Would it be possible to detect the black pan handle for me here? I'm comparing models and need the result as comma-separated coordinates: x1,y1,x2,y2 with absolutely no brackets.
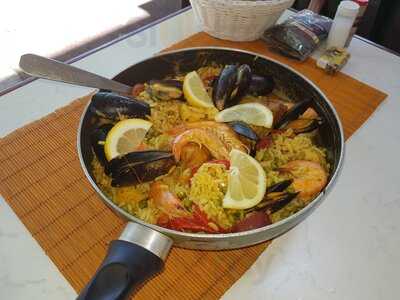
77,222,172,300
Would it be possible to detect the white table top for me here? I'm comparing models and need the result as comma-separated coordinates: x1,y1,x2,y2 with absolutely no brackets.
1,9,400,300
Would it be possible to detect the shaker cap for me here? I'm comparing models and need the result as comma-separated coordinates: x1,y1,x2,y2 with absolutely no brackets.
338,1,360,17
352,0,368,7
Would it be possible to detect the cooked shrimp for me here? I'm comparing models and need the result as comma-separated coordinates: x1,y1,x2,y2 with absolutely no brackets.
169,121,248,160
279,160,328,203
179,142,211,168
167,121,235,137
149,182,189,218
192,121,248,153
172,128,231,160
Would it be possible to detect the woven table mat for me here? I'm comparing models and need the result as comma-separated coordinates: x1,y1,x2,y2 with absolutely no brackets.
0,32,386,300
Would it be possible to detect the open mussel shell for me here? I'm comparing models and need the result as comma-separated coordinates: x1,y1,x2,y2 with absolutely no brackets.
147,79,183,101
285,118,322,134
212,64,252,110
265,191,299,213
237,64,252,90
90,124,113,167
274,99,312,129
266,179,293,193
228,121,259,141
248,74,275,96
246,191,299,214
108,150,175,187
212,65,238,110
89,92,151,122
245,180,297,213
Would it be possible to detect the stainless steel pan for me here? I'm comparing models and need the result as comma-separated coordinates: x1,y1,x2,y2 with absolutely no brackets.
75,47,344,299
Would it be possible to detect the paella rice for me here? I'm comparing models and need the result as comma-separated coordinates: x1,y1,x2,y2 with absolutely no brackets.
89,63,330,233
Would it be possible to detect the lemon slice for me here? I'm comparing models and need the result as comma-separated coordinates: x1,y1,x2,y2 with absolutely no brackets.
215,103,273,128
183,71,215,108
223,149,266,209
104,118,152,160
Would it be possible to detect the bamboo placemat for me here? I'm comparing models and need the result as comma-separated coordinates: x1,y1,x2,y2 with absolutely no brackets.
0,32,386,300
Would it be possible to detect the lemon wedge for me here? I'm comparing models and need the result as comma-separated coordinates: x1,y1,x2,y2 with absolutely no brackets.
215,103,273,128
183,71,215,108
104,118,152,160
223,149,266,209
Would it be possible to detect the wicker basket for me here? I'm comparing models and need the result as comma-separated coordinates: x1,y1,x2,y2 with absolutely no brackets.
190,0,295,41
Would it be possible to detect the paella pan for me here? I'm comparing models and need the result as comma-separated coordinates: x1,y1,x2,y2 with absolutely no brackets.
76,48,344,299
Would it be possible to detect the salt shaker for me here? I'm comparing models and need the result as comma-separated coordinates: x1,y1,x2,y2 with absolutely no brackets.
345,0,369,47
327,1,360,49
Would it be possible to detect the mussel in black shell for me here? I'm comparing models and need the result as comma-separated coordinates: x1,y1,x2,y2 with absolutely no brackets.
285,118,322,134
146,80,183,101
90,124,113,168
263,191,299,213
248,74,275,96
89,92,151,122
266,179,293,193
245,180,298,213
228,121,259,141
273,99,312,129
108,150,175,187
212,64,252,110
